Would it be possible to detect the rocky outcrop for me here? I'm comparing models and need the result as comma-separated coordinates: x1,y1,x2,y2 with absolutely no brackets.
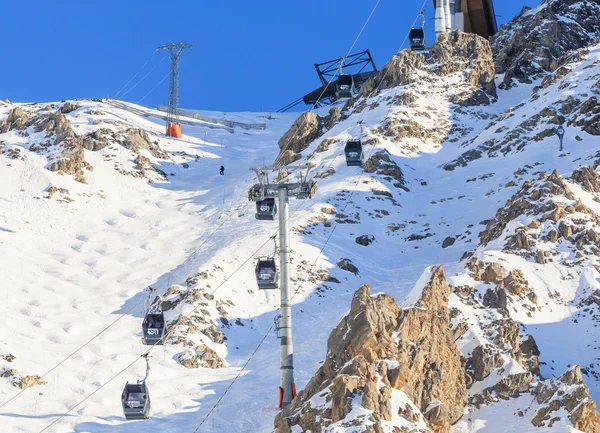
274,266,465,433
533,366,600,432
480,263,504,283
122,128,168,159
0,106,32,132
492,0,600,88
361,31,496,103
178,345,225,369
276,111,321,165
363,149,408,190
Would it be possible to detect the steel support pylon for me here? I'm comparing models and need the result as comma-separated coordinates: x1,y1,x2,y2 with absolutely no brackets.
278,187,295,407
157,42,193,134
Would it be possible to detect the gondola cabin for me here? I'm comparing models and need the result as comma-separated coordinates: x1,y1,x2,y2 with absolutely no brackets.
336,74,355,99
122,382,151,420
409,28,426,51
344,140,363,166
255,258,278,289
255,198,277,220
142,313,165,345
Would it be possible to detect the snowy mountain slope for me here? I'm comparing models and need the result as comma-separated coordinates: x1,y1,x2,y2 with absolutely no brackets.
1,2,600,433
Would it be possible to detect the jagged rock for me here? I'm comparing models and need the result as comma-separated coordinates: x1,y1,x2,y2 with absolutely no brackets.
520,335,541,377
362,31,495,102
355,235,375,246
323,107,345,130
363,149,407,190
82,128,113,151
482,287,507,311
60,102,80,114
2,106,31,132
479,170,575,246
504,269,529,296
179,345,225,369
534,366,600,432
122,128,168,159
471,345,504,381
442,236,455,248
315,138,336,153
337,258,359,275
201,325,224,344
492,319,520,354
275,267,465,433
15,375,47,389
481,263,504,283
277,149,301,165
493,372,532,399
277,110,320,154
572,166,600,193
492,0,600,88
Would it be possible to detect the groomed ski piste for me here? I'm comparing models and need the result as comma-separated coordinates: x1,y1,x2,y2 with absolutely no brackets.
2,15,600,433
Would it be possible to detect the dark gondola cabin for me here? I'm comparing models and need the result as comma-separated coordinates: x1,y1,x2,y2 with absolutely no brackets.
255,258,278,289
344,140,363,166
122,382,151,420
336,74,355,99
142,313,165,345
409,28,426,51
255,198,277,220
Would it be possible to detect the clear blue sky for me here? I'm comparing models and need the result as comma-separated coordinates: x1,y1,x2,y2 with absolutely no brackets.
1,0,538,112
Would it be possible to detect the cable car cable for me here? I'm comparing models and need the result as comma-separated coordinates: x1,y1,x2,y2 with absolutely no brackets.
113,49,158,99
186,5,430,428
34,3,427,426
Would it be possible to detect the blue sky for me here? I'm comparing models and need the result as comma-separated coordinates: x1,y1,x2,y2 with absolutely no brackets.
1,0,538,112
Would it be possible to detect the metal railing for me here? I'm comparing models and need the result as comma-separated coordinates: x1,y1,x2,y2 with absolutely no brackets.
104,98,234,133
157,105,266,130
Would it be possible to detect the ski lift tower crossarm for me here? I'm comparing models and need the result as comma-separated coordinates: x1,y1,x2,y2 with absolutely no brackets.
248,164,317,408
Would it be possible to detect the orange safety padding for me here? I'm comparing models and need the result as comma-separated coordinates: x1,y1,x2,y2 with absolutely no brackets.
292,382,297,398
166,124,182,138
277,387,284,409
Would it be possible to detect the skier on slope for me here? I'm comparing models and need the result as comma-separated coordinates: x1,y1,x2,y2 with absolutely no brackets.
219,165,225,175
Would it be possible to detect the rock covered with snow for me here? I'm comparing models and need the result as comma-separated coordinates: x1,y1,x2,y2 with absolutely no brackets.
492,0,600,88
275,266,465,433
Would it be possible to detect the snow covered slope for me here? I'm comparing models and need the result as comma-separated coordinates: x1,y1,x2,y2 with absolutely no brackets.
1,1,600,432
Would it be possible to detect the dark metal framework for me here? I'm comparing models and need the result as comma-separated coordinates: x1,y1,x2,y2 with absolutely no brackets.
277,50,377,112
157,42,193,127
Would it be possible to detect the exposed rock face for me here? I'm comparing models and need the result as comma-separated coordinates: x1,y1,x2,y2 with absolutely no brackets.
274,266,465,433
122,128,168,159
361,31,496,103
481,263,504,283
337,258,359,275
47,111,90,183
572,165,600,193
479,169,575,247
178,345,225,369
471,345,504,381
492,0,600,88
355,235,375,246
534,366,600,432
277,111,321,162
0,106,32,132
363,149,408,190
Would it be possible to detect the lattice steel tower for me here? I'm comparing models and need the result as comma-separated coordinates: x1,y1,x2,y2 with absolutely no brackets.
157,42,193,138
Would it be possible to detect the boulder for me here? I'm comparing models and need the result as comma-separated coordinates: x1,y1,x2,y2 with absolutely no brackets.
481,263,504,283
471,345,504,381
